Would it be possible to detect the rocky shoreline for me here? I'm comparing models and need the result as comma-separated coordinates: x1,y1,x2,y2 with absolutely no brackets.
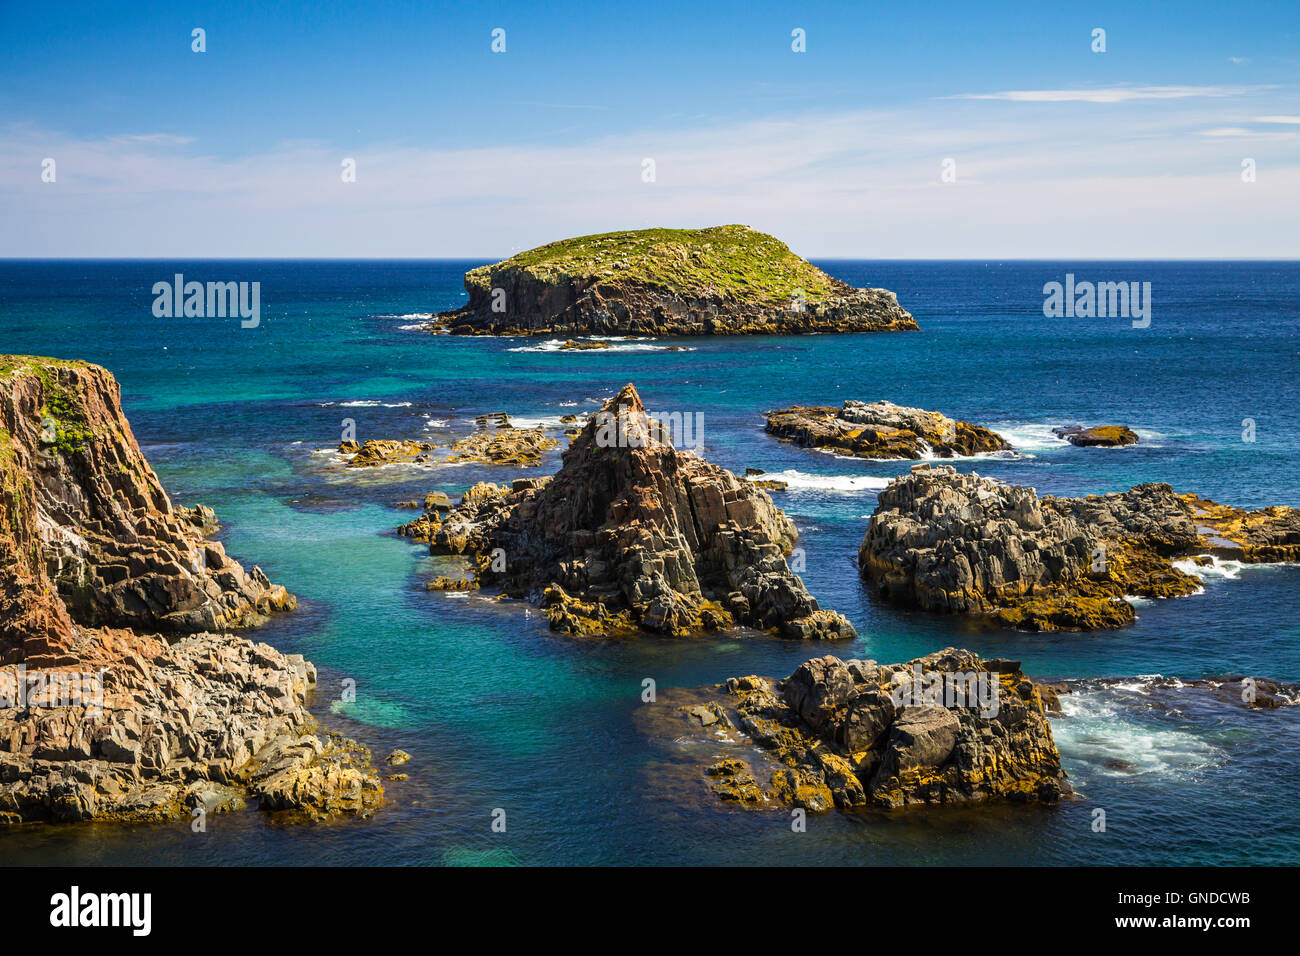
661,648,1065,811
415,384,856,640
766,400,1012,460
6,350,1292,832
0,356,383,823
428,226,918,337
859,464,1300,631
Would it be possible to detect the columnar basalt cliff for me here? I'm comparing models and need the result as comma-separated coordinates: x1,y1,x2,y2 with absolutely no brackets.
669,649,1064,810
0,356,382,823
859,464,1300,631
423,383,857,640
766,400,1012,460
428,226,918,336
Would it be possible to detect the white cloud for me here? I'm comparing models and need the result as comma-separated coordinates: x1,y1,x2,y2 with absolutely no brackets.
1200,127,1254,137
2,95,1298,258
1255,115,1300,124
109,133,196,145
951,85,1265,103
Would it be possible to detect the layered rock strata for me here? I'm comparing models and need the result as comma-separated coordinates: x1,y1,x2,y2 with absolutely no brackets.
859,464,1300,630
423,383,856,639
0,356,382,822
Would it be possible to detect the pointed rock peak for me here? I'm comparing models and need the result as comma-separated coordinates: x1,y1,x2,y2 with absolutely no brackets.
580,383,663,452
606,383,644,414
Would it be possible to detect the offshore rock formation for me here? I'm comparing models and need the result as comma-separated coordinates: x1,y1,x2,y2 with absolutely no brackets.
675,649,1064,810
428,226,918,337
342,439,434,467
424,384,856,639
1053,425,1139,447
766,400,1011,460
442,427,559,466
859,464,1300,631
0,356,382,823
341,428,558,468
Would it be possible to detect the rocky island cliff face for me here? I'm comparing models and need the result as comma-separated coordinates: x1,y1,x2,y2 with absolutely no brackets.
860,464,1300,631
0,356,382,823
421,384,856,640
659,648,1064,811
428,225,918,336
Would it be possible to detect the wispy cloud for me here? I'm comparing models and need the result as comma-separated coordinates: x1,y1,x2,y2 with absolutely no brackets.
108,133,196,145
3,94,1298,258
951,85,1267,103
505,102,611,111
1256,115,1300,124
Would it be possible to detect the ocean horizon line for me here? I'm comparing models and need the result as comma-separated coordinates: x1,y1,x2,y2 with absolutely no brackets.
3,256,1300,264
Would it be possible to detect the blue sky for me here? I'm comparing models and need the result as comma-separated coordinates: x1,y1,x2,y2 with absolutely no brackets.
2,0,1298,256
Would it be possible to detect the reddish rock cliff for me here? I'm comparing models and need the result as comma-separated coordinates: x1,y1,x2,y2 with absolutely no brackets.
0,356,381,823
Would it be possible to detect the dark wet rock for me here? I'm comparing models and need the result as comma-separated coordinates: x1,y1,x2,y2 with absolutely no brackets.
1053,425,1139,447
1081,674,1300,710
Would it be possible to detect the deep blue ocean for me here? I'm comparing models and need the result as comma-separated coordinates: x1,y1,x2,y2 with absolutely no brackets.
1,259,1297,866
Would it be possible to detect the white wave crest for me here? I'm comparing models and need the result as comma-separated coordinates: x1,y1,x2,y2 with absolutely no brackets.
751,469,893,493
507,337,694,354
1173,555,1245,581
1054,690,1224,780
318,400,413,408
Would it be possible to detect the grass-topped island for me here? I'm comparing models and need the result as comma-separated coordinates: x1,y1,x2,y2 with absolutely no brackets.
428,225,918,336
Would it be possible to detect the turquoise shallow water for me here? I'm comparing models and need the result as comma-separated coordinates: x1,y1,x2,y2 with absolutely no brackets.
1,259,1297,865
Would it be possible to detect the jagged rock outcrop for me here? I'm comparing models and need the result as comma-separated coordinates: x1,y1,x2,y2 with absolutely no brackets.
0,357,293,635
859,464,1300,630
428,226,918,337
423,384,857,639
672,649,1064,810
1053,425,1139,447
766,400,1011,459
0,356,381,823
398,491,455,541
